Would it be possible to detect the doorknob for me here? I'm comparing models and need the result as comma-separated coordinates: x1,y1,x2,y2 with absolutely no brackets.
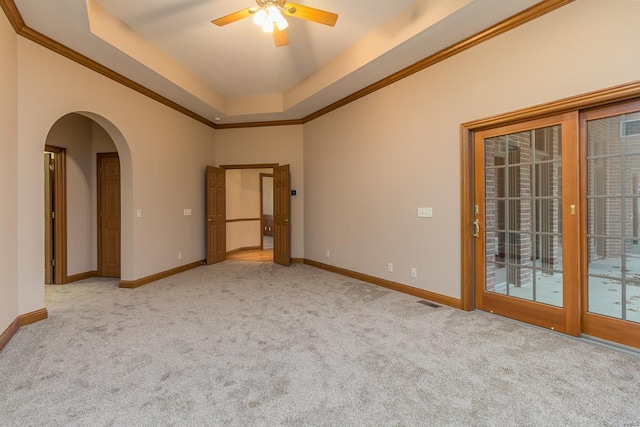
284,219,289,222
473,219,481,238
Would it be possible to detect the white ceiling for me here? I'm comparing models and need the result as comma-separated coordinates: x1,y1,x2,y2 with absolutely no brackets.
13,0,542,125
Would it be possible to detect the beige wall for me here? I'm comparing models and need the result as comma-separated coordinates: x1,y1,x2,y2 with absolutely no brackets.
0,12,18,332
303,0,640,299
16,37,216,315
263,176,273,215
215,126,304,258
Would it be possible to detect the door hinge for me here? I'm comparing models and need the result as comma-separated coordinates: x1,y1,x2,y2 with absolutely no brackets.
51,211,55,219
51,259,56,267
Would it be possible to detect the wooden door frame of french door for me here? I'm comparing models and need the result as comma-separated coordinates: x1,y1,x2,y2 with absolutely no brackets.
460,81,640,313
472,113,580,335
579,99,640,348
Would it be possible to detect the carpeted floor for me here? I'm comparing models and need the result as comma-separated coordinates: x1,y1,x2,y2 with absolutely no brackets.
1,262,639,426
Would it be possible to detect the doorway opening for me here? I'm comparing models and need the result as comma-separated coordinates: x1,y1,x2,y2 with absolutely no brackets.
44,113,125,285
206,164,291,265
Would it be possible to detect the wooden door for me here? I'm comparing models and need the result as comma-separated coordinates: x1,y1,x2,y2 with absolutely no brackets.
206,166,226,265
44,152,54,284
273,164,291,266
98,153,121,277
474,113,580,335
44,145,67,284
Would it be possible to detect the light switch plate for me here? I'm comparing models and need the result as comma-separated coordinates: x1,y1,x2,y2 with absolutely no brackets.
418,207,433,218
184,209,192,216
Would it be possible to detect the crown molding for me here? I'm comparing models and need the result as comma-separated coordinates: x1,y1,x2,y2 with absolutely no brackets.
1,0,573,130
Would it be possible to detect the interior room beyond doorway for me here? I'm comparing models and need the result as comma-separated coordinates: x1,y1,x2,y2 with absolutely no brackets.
226,168,274,262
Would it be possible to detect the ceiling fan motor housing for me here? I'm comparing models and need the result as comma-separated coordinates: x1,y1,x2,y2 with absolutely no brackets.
256,0,287,8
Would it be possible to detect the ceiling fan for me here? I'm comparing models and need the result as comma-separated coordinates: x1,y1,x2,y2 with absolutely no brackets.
211,0,338,47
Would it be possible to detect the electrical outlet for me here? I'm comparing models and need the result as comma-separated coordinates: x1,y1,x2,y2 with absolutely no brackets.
411,267,417,278
178,252,182,260
388,263,393,273
326,250,330,258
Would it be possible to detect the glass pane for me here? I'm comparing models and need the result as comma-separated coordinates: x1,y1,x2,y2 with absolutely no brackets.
623,112,640,153
535,233,563,273
587,158,623,196
535,162,562,198
588,237,622,279
508,165,532,198
533,125,562,161
624,242,640,281
485,230,499,259
588,278,623,319
587,198,622,237
498,233,534,268
508,266,534,301
486,262,506,294
536,270,563,307
484,199,499,232
625,155,640,192
588,118,621,156
506,200,534,233
493,231,508,263
507,132,532,165
626,282,640,324
485,136,507,167
626,135,640,155
624,197,640,238
536,198,562,235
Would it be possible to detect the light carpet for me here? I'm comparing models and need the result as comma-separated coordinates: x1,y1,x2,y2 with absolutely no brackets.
1,262,639,426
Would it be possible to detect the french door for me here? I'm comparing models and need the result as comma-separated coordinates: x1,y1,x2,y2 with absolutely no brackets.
474,113,580,335
581,101,640,348
474,102,640,348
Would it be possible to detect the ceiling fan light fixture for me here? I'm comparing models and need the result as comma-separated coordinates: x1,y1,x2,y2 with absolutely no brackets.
274,13,289,31
252,9,268,26
255,4,288,33
261,20,274,33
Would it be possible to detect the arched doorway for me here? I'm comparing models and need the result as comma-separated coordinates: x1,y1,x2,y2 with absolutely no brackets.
43,112,131,283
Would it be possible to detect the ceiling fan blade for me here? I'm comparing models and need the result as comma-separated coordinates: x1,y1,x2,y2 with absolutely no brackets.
211,7,253,26
283,3,338,27
273,27,289,47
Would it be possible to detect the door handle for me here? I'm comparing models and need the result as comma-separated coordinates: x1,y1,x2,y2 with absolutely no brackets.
473,219,481,238
284,219,289,222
